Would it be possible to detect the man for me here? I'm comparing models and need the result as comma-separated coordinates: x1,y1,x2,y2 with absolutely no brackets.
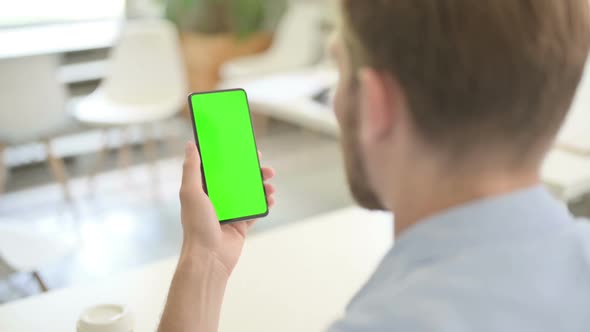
159,0,590,331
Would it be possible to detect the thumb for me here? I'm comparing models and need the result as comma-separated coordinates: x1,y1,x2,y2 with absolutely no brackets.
180,141,205,201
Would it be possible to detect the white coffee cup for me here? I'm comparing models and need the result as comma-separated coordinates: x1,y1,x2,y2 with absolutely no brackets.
77,304,134,332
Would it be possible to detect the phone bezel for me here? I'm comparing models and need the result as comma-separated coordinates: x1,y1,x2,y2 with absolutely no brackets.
188,88,269,224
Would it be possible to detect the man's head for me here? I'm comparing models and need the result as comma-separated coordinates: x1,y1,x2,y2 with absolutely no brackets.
332,0,590,211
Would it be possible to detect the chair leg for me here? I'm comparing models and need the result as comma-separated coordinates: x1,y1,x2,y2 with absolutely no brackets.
118,127,133,170
44,140,72,202
143,124,159,184
0,144,6,194
143,124,158,165
32,271,49,293
88,129,109,194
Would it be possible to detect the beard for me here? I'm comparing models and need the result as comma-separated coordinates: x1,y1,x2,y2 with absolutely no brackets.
339,82,386,211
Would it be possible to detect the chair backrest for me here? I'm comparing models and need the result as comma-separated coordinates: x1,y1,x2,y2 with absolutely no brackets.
0,55,68,144
102,19,187,105
266,1,323,64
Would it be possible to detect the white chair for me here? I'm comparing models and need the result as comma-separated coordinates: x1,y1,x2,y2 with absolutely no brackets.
0,221,71,293
72,19,187,170
0,54,74,200
220,1,324,82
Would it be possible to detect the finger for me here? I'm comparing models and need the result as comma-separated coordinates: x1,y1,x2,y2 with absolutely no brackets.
245,193,274,229
258,150,262,159
264,183,275,196
261,167,275,181
180,141,204,201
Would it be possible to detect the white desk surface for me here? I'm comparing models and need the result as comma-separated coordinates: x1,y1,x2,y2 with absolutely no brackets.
0,20,120,59
0,207,393,332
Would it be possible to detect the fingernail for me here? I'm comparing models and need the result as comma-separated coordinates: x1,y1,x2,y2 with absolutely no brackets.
185,142,195,156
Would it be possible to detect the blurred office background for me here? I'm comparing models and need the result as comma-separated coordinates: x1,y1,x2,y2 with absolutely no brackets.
0,0,589,304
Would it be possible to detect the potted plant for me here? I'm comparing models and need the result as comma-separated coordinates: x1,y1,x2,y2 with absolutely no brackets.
165,0,286,94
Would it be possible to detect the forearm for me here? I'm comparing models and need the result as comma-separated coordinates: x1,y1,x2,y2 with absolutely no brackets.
158,247,229,332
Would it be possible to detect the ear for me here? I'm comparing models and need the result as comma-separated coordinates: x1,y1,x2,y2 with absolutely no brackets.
358,68,396,145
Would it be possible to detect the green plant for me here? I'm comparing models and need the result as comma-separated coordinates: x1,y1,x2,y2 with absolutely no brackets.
165,0,286,38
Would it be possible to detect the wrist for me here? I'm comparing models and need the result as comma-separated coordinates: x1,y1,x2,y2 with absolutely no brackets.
161,241,229,332
178,244,231,282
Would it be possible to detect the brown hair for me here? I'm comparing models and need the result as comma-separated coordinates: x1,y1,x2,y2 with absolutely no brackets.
342,0,590,158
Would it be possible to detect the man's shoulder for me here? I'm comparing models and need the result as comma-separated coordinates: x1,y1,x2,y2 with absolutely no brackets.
327,278,480,332
572,217,590,235
327,217,590,332
570,217,590,254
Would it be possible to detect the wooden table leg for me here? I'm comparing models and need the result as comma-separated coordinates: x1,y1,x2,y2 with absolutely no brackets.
32,271,49,293
88,129,109,188
118,127,133,171
45,140,72,202
143,124,158,166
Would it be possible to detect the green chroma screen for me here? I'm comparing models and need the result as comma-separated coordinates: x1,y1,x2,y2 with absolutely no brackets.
190,89,268,222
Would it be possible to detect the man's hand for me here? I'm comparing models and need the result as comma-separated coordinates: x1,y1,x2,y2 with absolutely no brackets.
179,141,276,276
158,142,276,332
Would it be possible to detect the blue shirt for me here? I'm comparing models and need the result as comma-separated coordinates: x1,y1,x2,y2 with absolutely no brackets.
329,186,590,332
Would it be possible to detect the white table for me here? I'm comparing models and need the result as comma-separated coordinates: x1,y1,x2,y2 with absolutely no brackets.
0,207,393,332
0,20,120,59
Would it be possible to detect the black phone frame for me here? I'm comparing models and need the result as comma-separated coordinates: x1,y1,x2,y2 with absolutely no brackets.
187,88,269,224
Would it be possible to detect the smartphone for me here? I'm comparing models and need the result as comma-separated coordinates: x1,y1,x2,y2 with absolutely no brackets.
188,89,268,223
